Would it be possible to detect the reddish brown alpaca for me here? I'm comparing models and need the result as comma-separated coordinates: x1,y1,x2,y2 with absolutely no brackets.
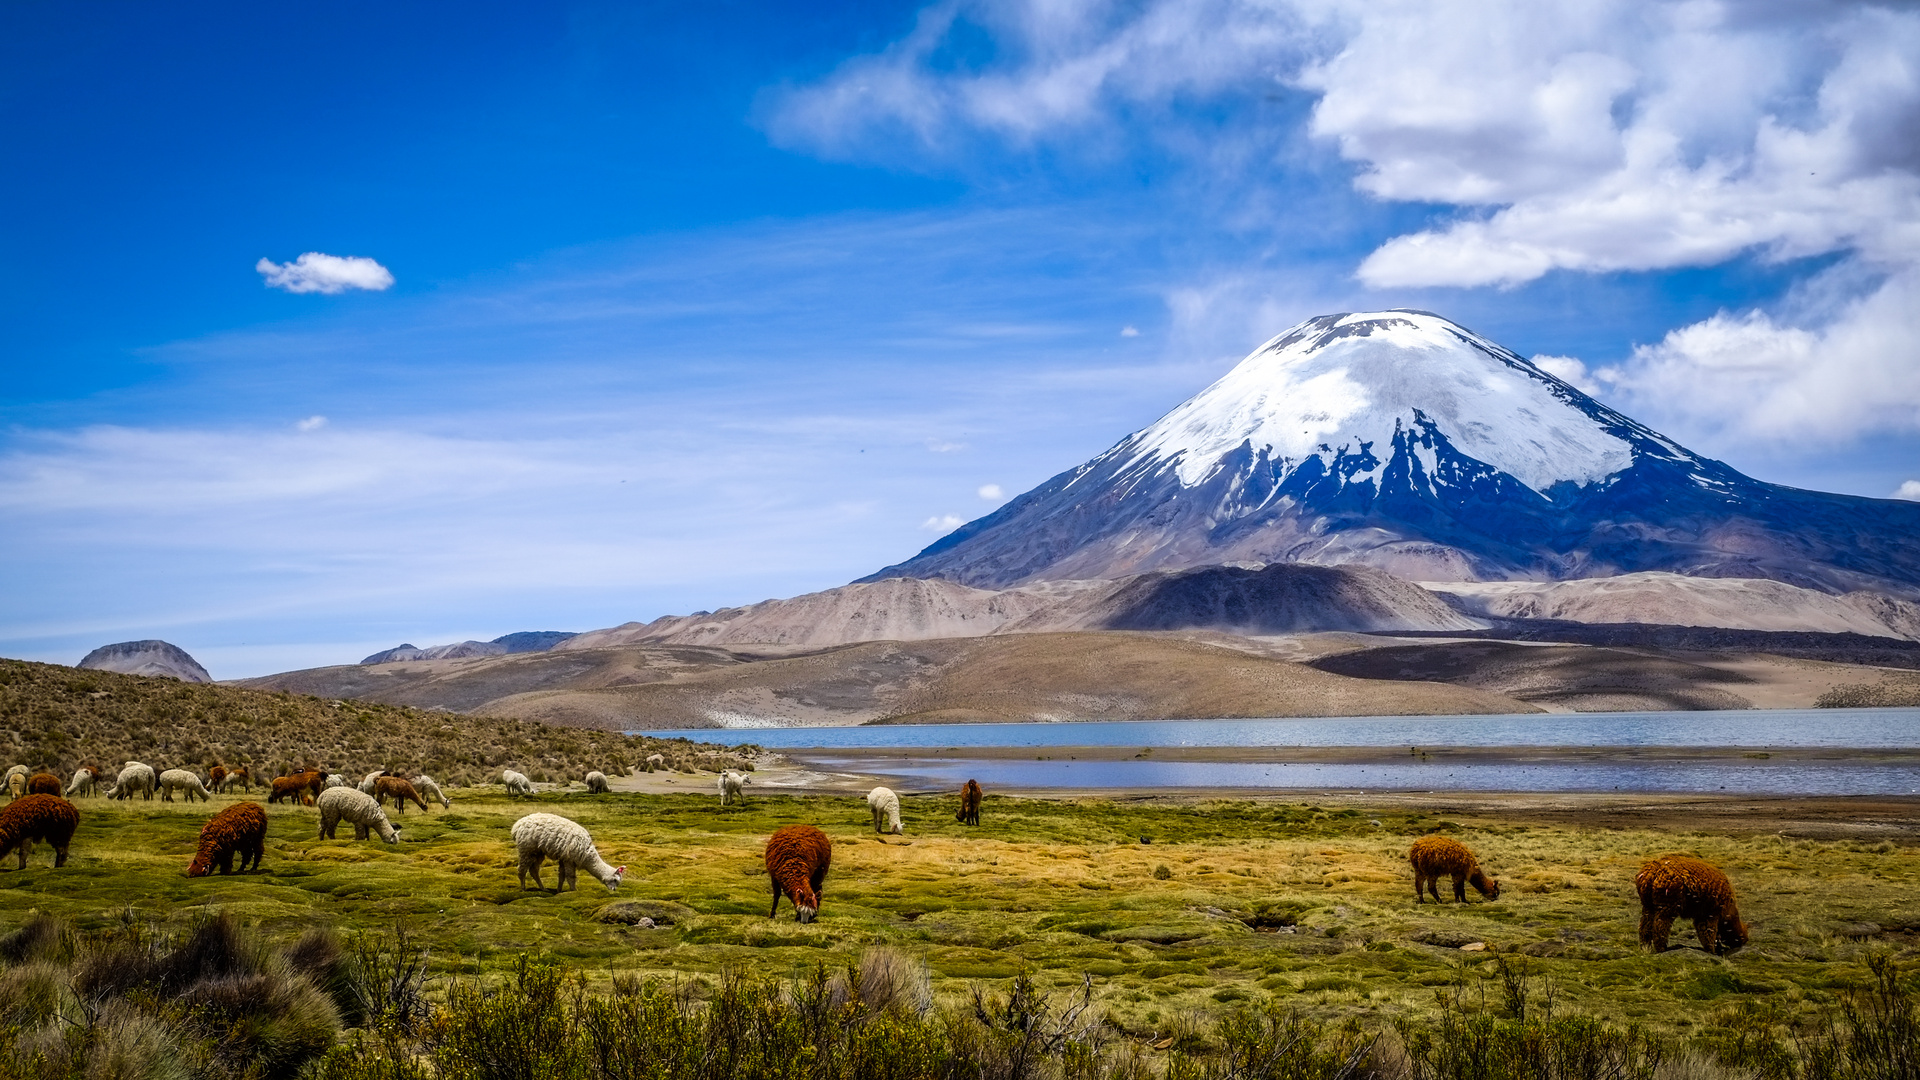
188,802,268,877
373,776,431,814
1409,835,1500,903
26,774,62,797
957,779,983,826
1636,855,1748,954
268,771,323,806
0,794,79,869
765,825,831,923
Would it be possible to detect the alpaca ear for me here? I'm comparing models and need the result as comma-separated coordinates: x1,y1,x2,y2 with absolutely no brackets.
615,865,627,875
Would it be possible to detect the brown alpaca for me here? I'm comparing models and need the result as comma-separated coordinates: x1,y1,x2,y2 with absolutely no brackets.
0,794,79,869
372,776,431,814
26,774,62,797
211,765,251,794
1409,835,1500,903
188,802,268,877
1636,855,1748,955
268,772,321,806
957,779,983,826
765,824,832,923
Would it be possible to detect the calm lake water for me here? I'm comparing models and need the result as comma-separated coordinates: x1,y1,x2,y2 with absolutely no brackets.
638,709,1920,794
641,709,1920,750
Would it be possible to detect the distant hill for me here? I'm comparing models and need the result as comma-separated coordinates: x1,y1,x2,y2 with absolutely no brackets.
77,640,211,683
361,630,578,664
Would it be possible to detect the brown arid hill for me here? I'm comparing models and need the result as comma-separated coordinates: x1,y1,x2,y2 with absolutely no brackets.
0,658,751,785
1425,572,1920,641
562,562,1481,652
461,632,1539,729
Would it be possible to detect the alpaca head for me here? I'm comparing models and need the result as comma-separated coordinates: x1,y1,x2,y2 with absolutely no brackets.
1719,914,1749,952
1470,869,1500,900
187,851,213,878
602,865,627,893
792,883,818,923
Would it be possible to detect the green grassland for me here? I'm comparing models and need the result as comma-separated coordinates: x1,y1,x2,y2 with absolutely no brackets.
4,785,1914,1043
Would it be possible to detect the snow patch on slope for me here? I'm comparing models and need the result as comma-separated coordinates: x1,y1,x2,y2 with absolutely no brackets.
1125,311,1634,494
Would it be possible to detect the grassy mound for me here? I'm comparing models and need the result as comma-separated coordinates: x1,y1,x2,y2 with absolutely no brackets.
0,658,753,786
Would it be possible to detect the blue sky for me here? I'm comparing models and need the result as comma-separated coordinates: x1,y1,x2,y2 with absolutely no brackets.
4,0,1918,677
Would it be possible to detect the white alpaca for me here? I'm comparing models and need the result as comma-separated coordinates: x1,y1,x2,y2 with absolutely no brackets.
358,769,388,794
4,765,28,800
511,812,624,893
584,771,611,794
645,753,665,771
718,770,749,805
158,769,211,803
867,786,903,835
413,775,451,808
107,762,157,801
502,770,534,796
68,767,99,798
323,773,348,788
316,786,402,843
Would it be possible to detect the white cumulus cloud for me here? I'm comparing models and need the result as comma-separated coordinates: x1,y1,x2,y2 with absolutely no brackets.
295,415,327,432
257,252,395,294
1120,325,1140,337
977,483,1004,500
1895,480,1920,501
921,514,966,530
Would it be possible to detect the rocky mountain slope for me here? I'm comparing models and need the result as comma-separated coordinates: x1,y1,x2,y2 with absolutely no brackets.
1427,573,1920,641
567,562,1480,651
76,640,211,683
865,310,1920,595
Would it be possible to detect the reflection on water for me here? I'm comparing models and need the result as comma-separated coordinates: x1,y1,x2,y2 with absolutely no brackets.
641,708,1920,750
813,757,1920,795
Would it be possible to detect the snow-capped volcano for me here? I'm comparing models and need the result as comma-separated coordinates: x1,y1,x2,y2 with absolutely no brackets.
865,310,1920,593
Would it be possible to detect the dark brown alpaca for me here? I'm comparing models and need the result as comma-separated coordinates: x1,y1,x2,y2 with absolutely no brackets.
1409,835,1500,903
372,776,431,814
0,794,79,869
26,773,62,797
957,779,983,826
1636,855,1748,954
188,802,268,877
765,825,831,923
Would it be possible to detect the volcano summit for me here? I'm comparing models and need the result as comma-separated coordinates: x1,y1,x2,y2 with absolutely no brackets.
867,311,1920,595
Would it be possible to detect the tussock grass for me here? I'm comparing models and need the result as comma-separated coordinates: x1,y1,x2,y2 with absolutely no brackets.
0,658,752,787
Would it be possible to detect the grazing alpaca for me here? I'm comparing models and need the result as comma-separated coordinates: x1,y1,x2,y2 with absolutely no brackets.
187,802,268,877
158,769,212,803
67,767,99,798
26,774,62,797
107,762,157,801
502,770,534,796
211,765,251,795
511,813,624,892
1409,836,1500,903
645,753,665,771
372,775,431,814
268,776,311,805
957,779,983,826
1636,855,1749,955
323,773,349,789
718,770,749,805
412,775,451,809
358,770,389,794
315,787,401,843
3,766,28,801
584,771,611,794
867,786,903,835
0,794,79,869
765,824,831,923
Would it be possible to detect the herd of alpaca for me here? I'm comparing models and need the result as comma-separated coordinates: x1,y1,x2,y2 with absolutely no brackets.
4,756,1758,956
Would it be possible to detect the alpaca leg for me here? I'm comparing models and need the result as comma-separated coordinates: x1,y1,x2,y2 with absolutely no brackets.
18,842,33,869
769,880,784,918
1452,872,1468,903
1413,873,1426,903
53,842,67,869
1646,913,1673,952
1694,918,1718,954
